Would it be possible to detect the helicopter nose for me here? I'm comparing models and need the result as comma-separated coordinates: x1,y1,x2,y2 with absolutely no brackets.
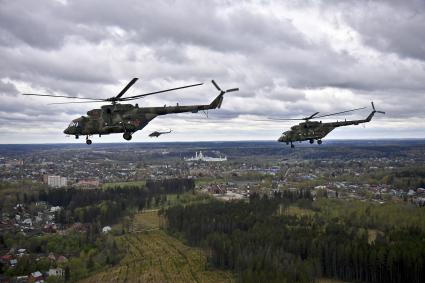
64,128,69,134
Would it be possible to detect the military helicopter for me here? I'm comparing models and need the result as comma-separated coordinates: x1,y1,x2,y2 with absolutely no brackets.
275,102,385,148
22,78,238,144
149,129,172,138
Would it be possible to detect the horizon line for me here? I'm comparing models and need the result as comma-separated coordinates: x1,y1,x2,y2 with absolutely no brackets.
1,138,425,146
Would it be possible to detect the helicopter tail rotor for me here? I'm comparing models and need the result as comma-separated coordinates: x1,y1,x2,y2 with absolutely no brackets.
210,80,239,109
211,80,239,94
371,101,385,114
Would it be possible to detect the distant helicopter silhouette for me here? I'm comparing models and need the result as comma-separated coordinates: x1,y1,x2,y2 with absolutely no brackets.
149,129,172,138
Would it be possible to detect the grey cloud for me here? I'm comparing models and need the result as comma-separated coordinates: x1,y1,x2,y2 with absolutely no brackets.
1,0,308,54
0,0,424,142
61,0,308,53
0,80,18,95
0,1,70,49
324,0,425,61
0,0,110,49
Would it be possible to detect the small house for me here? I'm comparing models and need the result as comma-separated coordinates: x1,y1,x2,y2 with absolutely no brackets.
102,226,112,234
48,267,65,277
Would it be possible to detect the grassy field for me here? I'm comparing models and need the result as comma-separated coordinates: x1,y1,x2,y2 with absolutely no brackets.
79,211,234,283
132,210,162,231
282,205,315,217
102,180,146,189
164,192,212,207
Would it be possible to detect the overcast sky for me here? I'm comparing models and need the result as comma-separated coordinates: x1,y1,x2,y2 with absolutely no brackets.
0,0,424,144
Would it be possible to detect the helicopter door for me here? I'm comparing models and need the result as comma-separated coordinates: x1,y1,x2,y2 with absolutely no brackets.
102,108,113,126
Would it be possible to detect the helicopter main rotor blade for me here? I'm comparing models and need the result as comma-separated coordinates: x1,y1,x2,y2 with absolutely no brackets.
48,100,105,105
121,83,203,101
116,78,138,98
315,107,367,119
211,80,221,91
258,113,320,122
22,93,102,100
306,112,320,120
254,118,306,121
226,88,239,92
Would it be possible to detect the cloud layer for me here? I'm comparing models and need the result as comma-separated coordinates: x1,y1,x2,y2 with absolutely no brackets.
0,0,424,143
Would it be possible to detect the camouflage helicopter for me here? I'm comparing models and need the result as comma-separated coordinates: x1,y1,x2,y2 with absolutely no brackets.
275,102,385,148
22,78,238,144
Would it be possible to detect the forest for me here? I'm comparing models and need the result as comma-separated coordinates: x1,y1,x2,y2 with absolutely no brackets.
164,190,425,283
1,178,195,281
35,178,195,225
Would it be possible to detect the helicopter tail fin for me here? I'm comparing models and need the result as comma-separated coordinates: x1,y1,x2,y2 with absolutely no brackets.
209,94,224,109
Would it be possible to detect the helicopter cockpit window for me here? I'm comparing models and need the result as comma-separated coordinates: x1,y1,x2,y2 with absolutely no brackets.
282,131,291,136
69,121,80,127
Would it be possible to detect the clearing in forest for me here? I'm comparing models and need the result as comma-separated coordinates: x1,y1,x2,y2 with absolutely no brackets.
79,211,234,283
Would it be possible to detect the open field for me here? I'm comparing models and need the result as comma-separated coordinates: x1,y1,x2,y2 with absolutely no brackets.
165,192,212,207
79,211,234,283
102,180,146,189
133,210,162,231
282,205,315,217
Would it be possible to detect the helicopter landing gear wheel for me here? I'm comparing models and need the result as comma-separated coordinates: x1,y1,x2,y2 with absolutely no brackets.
317,140,322,145
75,135,79,139
86,139,92,145
123,132,132,141
290,143,295,148
309,139,314,144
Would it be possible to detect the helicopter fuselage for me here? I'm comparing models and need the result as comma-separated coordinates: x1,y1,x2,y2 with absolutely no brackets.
278,110,378,146
64,92,224,141
23,78,237,144
64,104,151,136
